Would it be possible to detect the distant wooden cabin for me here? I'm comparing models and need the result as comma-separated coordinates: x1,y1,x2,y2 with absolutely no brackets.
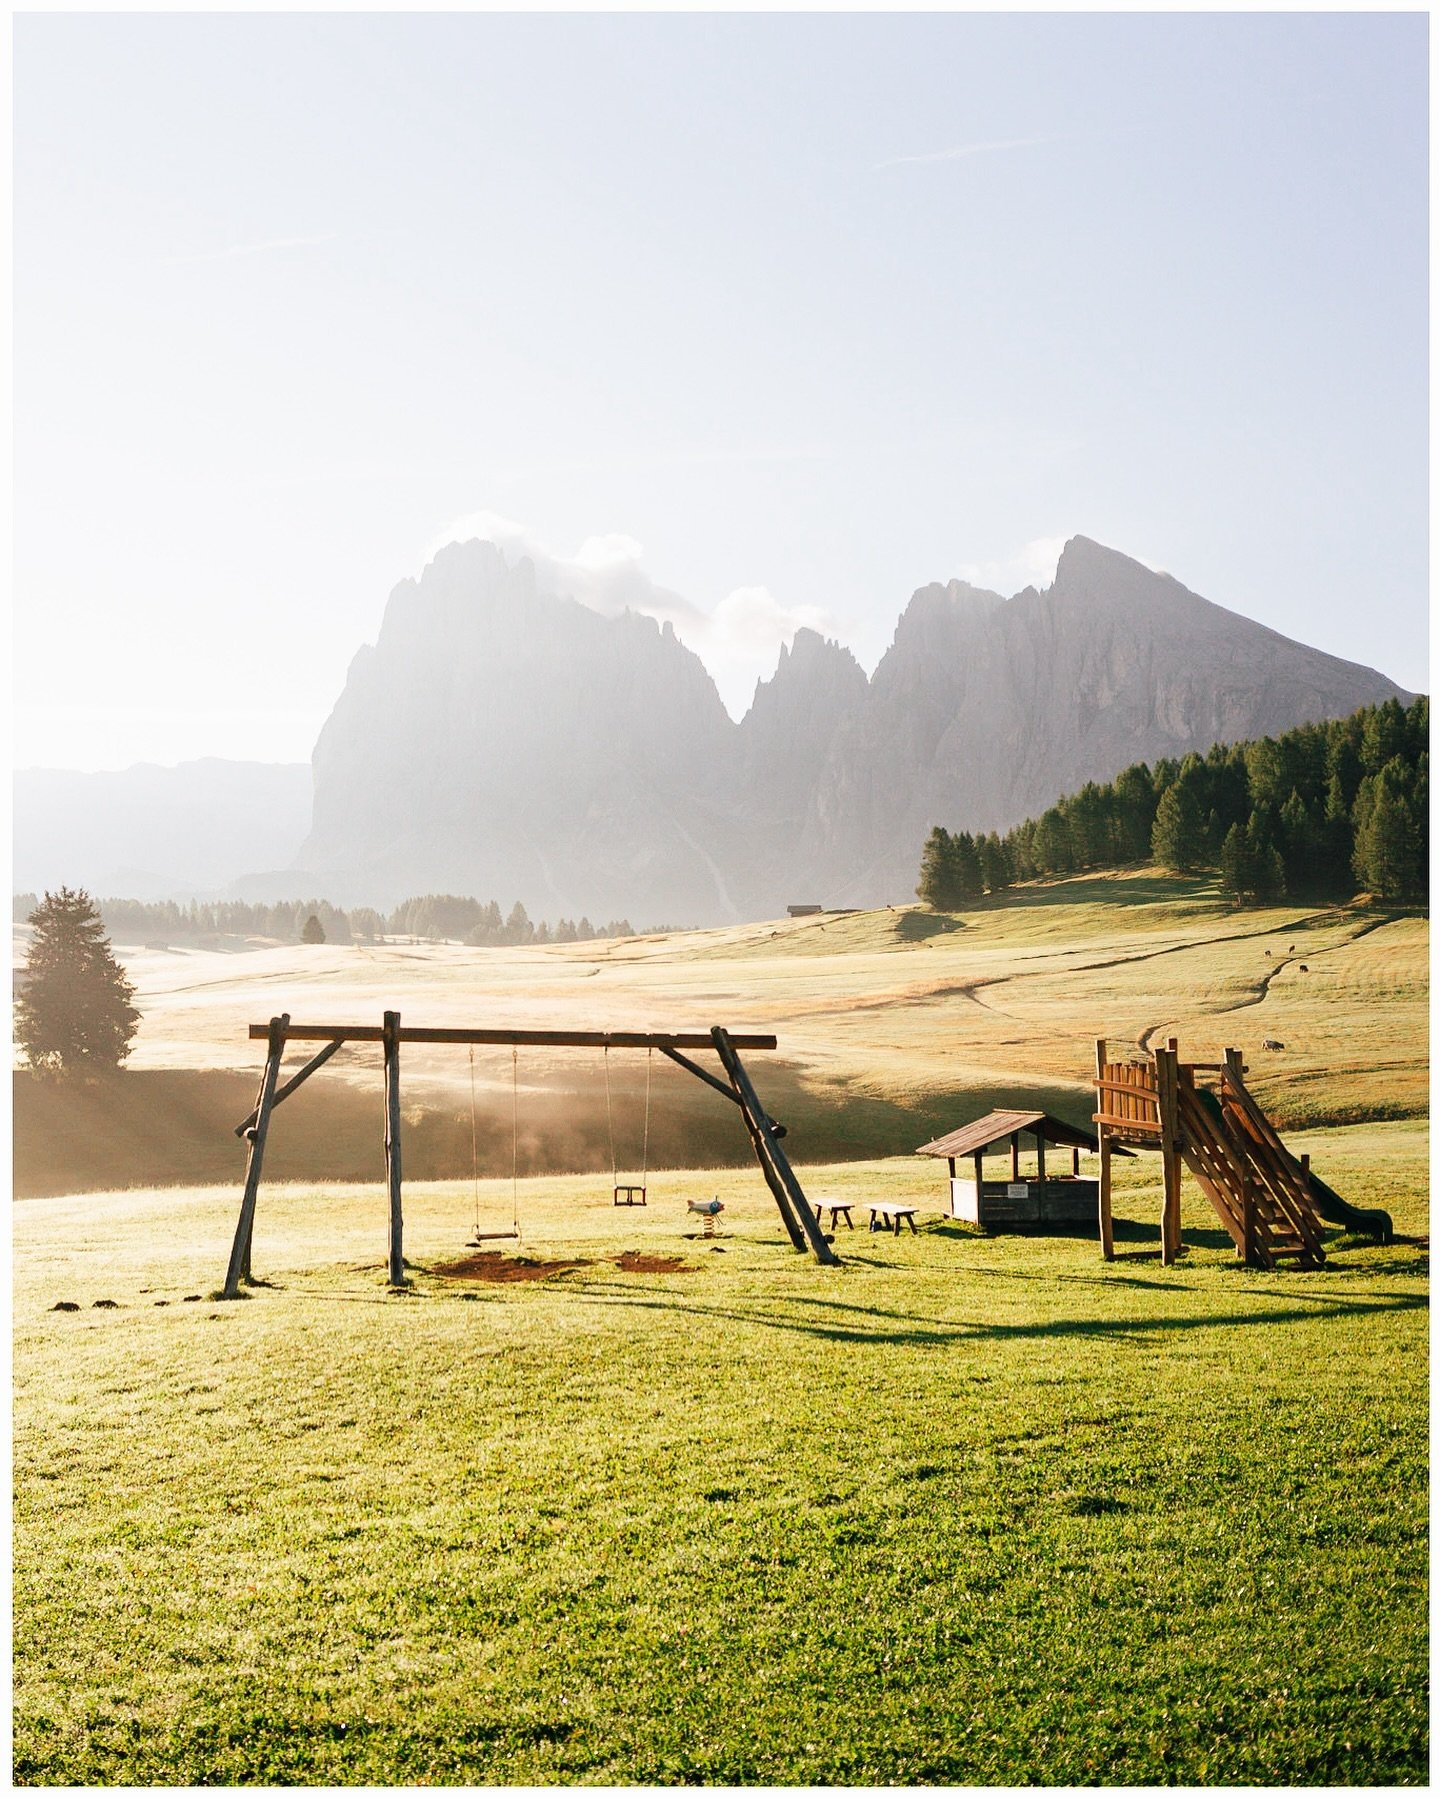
787,904,824,917
916,1109,1105,1230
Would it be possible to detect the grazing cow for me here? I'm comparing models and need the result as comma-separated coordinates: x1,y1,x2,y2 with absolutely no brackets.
1262,1037,1285,1051
1264,949,1271,957
1299,964,1309,973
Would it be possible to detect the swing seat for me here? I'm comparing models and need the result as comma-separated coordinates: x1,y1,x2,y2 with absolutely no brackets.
467,1230,520,1244
613,1184,647,1207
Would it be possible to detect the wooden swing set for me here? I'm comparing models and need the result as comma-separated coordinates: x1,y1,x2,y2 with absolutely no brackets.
221,1012,837,1298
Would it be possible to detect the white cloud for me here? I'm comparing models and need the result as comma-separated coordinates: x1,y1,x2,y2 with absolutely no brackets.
955,535,1068,595
873,137,1050,172
422,512,837,719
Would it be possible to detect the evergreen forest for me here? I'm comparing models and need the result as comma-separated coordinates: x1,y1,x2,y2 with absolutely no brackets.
917,696,1428,909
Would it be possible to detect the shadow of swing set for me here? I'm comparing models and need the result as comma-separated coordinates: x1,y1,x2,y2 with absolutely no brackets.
221,1013,838,1298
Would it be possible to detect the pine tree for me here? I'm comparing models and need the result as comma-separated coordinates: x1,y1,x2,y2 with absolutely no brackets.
16,888,141,1074
301,913,326,944
1352,766,1423,899
1151,778,1206,873
916,827,960,909
952,831,985,899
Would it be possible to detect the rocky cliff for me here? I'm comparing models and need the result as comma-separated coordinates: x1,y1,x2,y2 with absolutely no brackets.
288,533,1411,921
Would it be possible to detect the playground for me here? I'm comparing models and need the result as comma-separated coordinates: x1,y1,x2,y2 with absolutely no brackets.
12,877,1429,1783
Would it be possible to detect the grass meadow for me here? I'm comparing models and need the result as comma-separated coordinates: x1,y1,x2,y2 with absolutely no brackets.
12,874,1429,1783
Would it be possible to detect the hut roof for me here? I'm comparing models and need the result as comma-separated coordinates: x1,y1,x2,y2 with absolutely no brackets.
915,1109,1101,1159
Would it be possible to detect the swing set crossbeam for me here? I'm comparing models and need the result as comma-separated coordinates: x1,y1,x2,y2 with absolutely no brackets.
246,1024,778,1050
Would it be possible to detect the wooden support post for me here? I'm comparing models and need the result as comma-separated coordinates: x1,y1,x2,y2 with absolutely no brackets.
711,1027,836,1266
383,1009,406,1286
1094,1038,1114,1260
1098,1136,1115,1260
1010,1133,1020,1180
656,1043,744,1108
1071,1145,1080,1176
1223,1047,1256,1265
233,1036,346,1137
1157,1043,1183,1264
222,1013,289,1298
1035,1129,1046,1190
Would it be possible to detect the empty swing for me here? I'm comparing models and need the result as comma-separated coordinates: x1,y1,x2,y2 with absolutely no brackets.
604,1044,652,1206
466,1045,521,1245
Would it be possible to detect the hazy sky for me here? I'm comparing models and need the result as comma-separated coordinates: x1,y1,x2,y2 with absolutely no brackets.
14,10,1429,771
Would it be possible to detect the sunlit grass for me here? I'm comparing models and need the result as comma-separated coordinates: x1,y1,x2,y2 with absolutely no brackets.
14,1126,1428,1785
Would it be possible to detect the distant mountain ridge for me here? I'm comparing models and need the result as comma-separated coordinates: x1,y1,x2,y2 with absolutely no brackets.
290,534,1412,919
14,535,1414,916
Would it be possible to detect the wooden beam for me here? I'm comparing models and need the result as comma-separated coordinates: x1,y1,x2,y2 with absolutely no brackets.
233,1036,345,1137
711,1027,836,1266
221,1013,289,1298
1035,1128,1046,1189
656,1043,744,1107
383,1009,406,1287
1157,1044,1183,1264
247,1024,778,1050
1095,1036,1114,1261
1010,1132,1020,1180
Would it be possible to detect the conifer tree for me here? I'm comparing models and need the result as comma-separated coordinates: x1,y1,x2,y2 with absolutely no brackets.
301,913,326,944
1151,778,1206,873
16,888,141,1074
916,826,961,908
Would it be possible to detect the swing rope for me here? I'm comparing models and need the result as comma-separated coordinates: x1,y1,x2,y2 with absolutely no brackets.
641,1046,652,1186
510,1046,520,1237
465,1044,521,1244
604,1044,652,1203
469,1045,481,1237
604,1044,617,1187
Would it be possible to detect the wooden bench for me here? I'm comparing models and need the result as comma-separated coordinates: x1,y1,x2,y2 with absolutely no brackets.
865,1202,919,1235
812,1199,856,1230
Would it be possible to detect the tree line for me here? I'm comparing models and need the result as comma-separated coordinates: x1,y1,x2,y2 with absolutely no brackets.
11,891,637,947
917,696,1428,908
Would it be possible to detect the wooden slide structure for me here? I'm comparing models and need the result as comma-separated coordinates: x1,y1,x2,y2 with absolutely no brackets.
1093,1037,1389,1270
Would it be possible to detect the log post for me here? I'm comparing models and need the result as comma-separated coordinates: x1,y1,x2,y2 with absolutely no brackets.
383,1009,407,1286
1098,1135,1115,1260
711,1027,836,1266
1094,1038,1114,1260
1035,1129,1046,1191
1010,1133,1020,1180
1157,1042,1183,1264
222,1012,289,1298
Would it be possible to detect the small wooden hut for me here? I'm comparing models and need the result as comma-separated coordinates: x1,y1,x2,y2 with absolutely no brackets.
916,1109,1103,1229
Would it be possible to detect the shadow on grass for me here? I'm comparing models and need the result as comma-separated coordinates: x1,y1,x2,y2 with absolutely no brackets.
565,1278,1427,1351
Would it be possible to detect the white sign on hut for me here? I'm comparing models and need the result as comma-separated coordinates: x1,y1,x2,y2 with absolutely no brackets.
915,1109,1103,1229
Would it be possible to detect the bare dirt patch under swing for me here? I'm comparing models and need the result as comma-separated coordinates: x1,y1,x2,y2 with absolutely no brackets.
433,1249,695,1282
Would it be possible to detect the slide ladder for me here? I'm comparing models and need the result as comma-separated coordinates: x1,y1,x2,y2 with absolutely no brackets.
1175,1068,1325,1270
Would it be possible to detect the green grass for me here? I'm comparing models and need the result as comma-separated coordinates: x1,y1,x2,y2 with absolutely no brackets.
14,1127,1429,1785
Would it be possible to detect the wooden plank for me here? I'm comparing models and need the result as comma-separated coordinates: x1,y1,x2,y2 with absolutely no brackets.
221,1013,289,1298
248,1024,778,1050
384,1009,406,1287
